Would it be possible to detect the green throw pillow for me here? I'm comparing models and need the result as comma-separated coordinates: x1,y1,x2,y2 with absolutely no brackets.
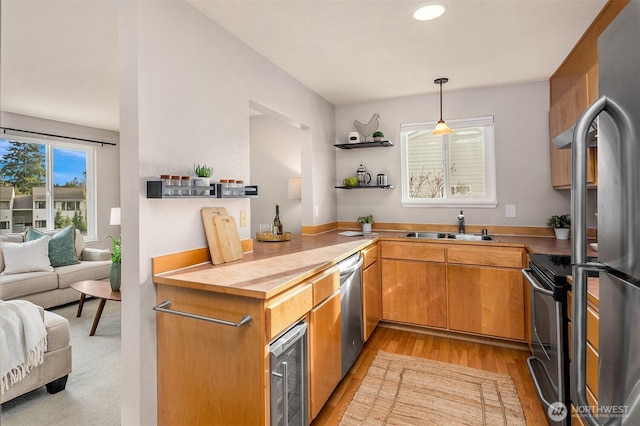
26,225,79,267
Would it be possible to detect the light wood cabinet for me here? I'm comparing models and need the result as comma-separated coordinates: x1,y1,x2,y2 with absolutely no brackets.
308,290,341,420
156,284,267,425
548,0,629,189
361,244,381,341
265,283,313,340
567,288,600,406
155,249,354,425
549,74,597,188
447,265,525,340
381,259,447,328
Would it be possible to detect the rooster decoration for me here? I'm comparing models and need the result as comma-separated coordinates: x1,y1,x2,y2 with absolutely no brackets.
354,113,380,141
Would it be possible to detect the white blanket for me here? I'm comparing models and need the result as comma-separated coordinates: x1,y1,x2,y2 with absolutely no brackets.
0,300,48,394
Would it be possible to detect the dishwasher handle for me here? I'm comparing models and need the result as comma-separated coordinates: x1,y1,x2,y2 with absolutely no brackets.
338,254,363,277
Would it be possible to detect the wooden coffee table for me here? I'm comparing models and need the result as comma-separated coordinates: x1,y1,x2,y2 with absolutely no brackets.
70,280,121,336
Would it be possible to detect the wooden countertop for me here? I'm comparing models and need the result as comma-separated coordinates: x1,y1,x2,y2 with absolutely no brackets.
153,229,599,301
153,233,377,299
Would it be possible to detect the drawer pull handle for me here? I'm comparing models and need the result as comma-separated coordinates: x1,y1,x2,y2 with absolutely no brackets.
153,300,252,328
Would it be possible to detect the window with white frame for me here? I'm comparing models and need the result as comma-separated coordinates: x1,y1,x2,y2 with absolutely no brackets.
0,136,96,240
400,116,497,207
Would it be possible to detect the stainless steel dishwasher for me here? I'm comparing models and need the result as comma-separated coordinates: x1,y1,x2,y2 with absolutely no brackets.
338,252,364,379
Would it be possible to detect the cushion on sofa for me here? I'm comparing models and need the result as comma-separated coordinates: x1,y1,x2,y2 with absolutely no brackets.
1,237,54,275
0,271,59,300
27,226,78,268
0,234,25,243
56,260,111,289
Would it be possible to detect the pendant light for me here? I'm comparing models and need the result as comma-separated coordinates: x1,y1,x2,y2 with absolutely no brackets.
432,77,451,135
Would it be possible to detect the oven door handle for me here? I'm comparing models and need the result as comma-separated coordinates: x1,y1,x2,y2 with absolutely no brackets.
522,269,555,296
526,356,568,420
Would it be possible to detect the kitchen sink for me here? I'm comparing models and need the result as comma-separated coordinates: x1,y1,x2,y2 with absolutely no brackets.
398,231,498,242
447,233,497,241
399,231,448,239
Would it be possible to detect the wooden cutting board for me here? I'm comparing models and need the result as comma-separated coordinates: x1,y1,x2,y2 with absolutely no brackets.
201,207,228,265
214,215,244,263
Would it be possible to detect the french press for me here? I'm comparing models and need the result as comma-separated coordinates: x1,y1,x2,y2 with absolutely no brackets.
356,164,372,186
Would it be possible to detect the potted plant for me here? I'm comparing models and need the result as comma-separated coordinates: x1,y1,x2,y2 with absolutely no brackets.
547,214,571,239
193,164,213,195
357,214,374,234
372,131,385,142
107,235,121,291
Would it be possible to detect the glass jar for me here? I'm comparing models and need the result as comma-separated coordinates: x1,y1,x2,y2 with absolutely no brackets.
180,176,192,195
220,179,231,197
161,174,171,196
235,180,245,196
171,175,181,195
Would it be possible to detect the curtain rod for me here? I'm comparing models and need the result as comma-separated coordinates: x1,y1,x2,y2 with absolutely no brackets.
0,127,117,147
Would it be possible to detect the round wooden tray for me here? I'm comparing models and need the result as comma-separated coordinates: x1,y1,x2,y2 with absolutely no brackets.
256,231,291,242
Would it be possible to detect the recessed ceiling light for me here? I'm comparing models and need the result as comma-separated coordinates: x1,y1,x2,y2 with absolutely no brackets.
413,3,446,21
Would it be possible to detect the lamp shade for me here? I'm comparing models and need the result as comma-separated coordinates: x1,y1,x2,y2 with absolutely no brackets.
110,207,121,226
287,177,302,200
432,120,451,135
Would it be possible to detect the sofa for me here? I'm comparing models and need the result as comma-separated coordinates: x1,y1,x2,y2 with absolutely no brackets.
0,227,112,309
0,303,72,404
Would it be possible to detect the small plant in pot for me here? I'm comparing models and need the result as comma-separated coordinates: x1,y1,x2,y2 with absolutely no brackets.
372,131,385,142
357,214,374,234
107,235,121,291
193,164,213,194
547,214,571,239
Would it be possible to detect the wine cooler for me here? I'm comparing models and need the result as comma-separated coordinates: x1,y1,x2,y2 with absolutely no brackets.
269,321,308,426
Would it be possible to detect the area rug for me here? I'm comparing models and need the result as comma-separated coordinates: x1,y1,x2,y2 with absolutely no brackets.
340,351,526,426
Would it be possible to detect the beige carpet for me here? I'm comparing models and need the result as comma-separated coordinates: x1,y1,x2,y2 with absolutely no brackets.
340,351,526,426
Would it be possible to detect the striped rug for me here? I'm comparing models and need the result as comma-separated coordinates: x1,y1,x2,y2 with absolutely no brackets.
340,350,526,425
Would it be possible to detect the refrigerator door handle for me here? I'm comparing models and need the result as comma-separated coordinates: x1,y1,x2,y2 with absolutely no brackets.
571,95,630,426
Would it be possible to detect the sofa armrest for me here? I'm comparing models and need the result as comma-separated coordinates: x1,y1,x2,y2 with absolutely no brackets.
81,247,111,262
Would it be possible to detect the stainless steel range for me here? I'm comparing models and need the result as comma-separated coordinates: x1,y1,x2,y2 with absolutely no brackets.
523,254,597,425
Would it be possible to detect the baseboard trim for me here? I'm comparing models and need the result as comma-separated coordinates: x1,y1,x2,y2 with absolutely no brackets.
377,322,530,352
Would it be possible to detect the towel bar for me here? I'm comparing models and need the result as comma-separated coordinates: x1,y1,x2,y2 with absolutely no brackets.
152,300,252,328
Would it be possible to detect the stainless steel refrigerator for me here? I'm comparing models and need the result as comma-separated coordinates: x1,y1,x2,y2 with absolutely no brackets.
570,1,640,425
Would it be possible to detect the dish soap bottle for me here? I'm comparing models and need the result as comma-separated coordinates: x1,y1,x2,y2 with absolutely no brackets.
273,204,283,235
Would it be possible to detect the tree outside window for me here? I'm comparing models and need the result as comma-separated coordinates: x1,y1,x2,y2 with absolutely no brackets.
1,138,93,236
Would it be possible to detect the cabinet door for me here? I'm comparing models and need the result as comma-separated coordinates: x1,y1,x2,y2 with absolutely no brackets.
381,260,446,328
308,291,341,420
362,260,381,341
447,265,525,341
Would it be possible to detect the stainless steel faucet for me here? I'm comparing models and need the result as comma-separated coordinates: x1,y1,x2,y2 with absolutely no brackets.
457,210,465,234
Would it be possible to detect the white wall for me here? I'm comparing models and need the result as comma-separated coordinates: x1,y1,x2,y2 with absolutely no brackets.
335,81,573,228
0,111,120,248
118,1,335,424
250,114,303,235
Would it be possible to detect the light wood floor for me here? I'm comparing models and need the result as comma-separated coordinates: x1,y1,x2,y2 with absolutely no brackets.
312,324,548,425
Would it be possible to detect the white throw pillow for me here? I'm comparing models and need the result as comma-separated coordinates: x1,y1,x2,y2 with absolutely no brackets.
1,237,54,275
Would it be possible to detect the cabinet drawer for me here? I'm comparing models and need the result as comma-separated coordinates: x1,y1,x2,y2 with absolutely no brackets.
447,246,524,268
381,241,445,262
567,292,599,351
266,284,313,340
361,244,378,270
311,267,339,306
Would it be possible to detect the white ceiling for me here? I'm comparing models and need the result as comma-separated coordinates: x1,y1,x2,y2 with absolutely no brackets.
0,0,607,132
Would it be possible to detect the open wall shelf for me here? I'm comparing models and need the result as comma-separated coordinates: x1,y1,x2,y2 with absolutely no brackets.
335,185,394,189
334,141,393,149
